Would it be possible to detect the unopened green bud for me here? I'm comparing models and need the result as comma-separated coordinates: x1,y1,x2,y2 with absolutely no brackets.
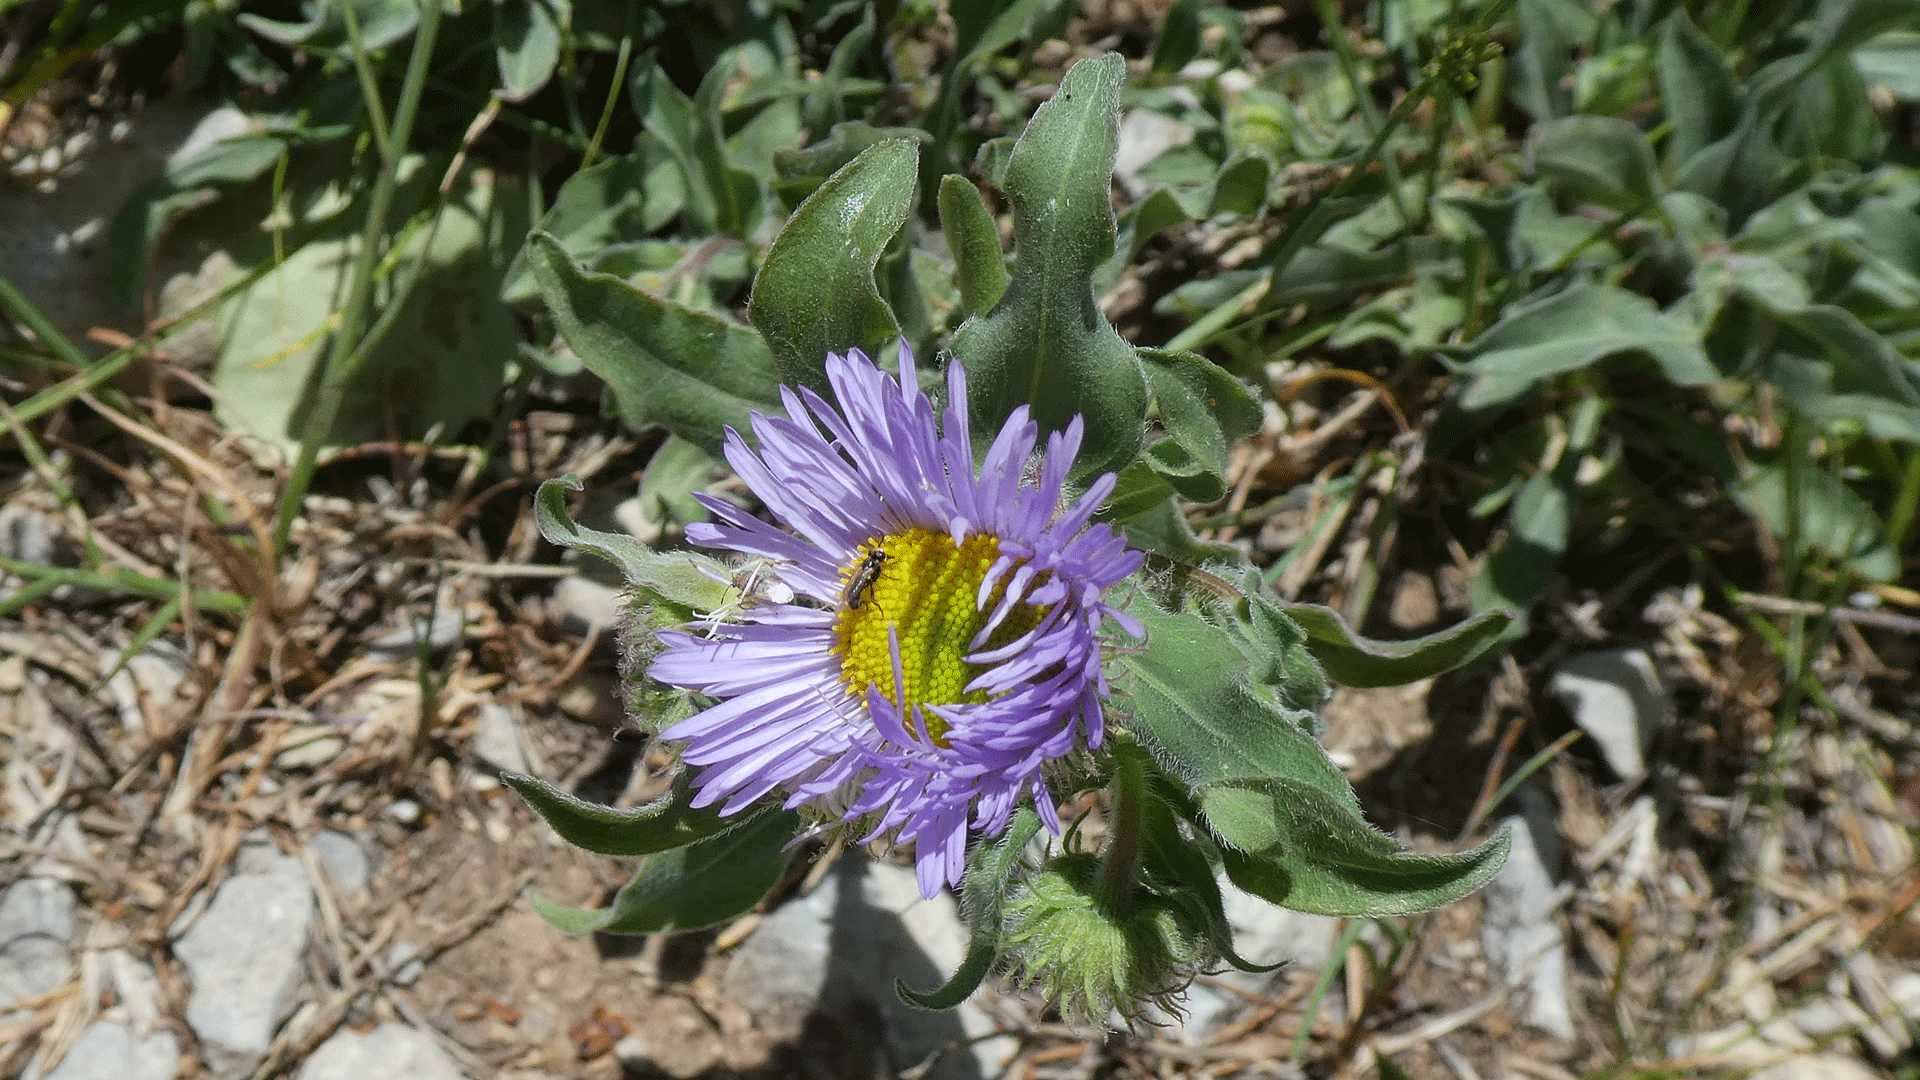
1001,853,1209,1024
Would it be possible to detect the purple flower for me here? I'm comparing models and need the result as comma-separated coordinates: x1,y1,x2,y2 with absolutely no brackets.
649,347,1144,898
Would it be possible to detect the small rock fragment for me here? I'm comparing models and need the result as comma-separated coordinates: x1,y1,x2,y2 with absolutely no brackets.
28,1018,179,1080
472,702,532,775
172,848,315,1073
1480,785,1574,1039
296,1023,466,1080
309,831,370,894
0,878,75,1010
1548,647,1666,782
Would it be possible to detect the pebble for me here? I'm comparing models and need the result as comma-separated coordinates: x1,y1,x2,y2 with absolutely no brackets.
723,857,1006,1080
471,702,532,776
1547,647,1666,782
549,576,623,634
1479,785,1574,1039
1175,878,1340,1039
296,1023,466,1080
309,831,370,894
172,846,315,1073
0,878,75,1010
26,1019,179,1080
388,799,422,825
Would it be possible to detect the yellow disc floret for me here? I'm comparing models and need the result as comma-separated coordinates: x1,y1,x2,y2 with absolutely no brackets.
834,527,1047,741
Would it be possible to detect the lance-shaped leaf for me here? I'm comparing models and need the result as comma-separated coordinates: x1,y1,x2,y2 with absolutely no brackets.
528,232,781,458
504,770,737,857
1139,348,1261,502
1205,777,1511,916
532,475,731,613
1112,596,1353,805
748,138,918,393
530,806,799,935
898,808,1041,1008
948,53,1148,476
939,173,1011,317
1274,602,1514,688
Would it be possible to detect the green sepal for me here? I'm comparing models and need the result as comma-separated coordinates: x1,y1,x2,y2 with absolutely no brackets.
532,475,730,614
897,808,1042,1009
528,806,800,935
1273,602,1515,688
503,770,737,857
1205,777,1511,916
748,138,918,393
526,233,781,458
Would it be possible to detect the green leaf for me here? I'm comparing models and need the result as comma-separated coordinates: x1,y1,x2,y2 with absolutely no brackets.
530,807,799,935
948,53,1148,477
1657,12,1743,171
1150,0,1204,73
747,139,917,393
1275,603,1515,688
772,122,930,209
1739,455,1900,581
1112,595,1354,808
239,0,417,51
204,168,523,455
1527,115,1662,210
636,436,720,527
501,138,687,303
898,808,1041,1009
1469,416,1583,620
494,0,563,102
503,770,738,857
532,475,731,612
1207,777,1511,915
1242,594,1329,711
526,232,781,457
108,134,287,305
1136,763,1276,974
1456,284,1715,410
1139,349,1261,500
938,174,1011,318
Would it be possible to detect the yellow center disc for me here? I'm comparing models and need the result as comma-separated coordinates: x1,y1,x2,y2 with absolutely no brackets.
833,527,1045,740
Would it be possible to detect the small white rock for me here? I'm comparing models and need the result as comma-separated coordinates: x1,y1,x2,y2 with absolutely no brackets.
172,849,315,1070
296,1023,466,1080
1548,647,1666,782
27,1019,178,1080
0,878,75,1010
309,831,370,894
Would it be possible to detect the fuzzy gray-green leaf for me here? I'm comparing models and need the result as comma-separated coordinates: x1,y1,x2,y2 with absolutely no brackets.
948,52,1147,477
748,138,918,393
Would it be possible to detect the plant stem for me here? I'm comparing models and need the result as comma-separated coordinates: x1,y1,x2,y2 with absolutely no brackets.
1098,747,1148,909
272,0,443,554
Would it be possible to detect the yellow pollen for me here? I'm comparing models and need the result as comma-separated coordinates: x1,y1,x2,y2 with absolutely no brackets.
833,528,1047,741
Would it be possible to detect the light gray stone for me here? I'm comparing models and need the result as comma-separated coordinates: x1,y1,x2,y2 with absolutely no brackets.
173,848,315,1073
29,1019,178,1080
1547,647,1666,782
296,1023,466,1080
309,831,370,894
1177,878,1341,1039
550,576,623,634
1114,108,1196,197
471,702,530,775
723,858,1004,1080
0,878,74,1009
1480,785,1573,1039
